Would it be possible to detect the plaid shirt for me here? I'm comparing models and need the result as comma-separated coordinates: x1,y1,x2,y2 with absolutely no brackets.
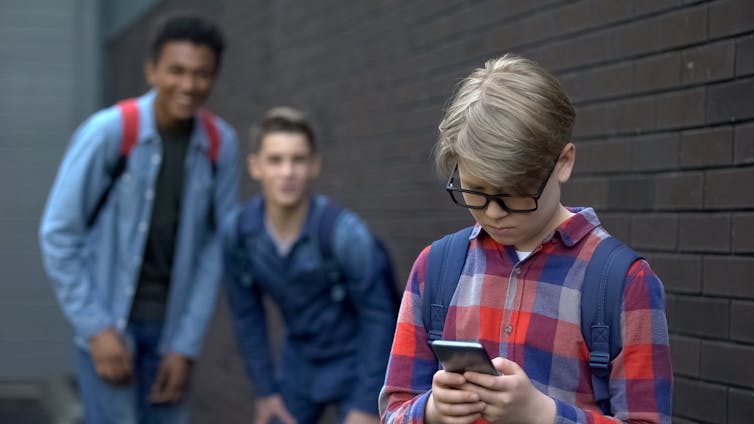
380,208,672,424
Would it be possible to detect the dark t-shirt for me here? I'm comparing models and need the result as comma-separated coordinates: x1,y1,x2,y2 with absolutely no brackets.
129,124,191,323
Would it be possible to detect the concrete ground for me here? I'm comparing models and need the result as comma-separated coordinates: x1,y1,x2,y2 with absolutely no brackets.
0,398,50,424
0,377,81,424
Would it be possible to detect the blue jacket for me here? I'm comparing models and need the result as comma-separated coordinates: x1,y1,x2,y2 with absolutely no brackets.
39,90,239,358
223,195,396,414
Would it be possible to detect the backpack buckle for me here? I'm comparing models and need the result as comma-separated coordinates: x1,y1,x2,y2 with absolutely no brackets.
330,283,346,302
589,351,610,369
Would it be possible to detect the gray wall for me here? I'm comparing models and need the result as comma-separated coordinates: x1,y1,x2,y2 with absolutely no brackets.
0,0,101,383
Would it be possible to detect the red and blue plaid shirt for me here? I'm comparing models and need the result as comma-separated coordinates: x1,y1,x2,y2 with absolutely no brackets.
380,208,672,424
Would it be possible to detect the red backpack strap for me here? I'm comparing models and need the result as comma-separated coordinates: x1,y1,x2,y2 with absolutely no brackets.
116,99,140,155
200,109,221,164
88,99,139,227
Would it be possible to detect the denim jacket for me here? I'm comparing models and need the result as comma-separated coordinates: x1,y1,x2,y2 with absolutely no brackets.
39,90,239,358
223,195,396,414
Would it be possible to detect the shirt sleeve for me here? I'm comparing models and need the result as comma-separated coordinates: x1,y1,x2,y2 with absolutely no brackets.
331,211,400,415
38,110,121,341
169,123,240,358
221,208,279,396
554,259,673,424
379,246,440,423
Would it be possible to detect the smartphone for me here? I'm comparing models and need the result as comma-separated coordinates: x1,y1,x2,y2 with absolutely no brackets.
430,340,497,375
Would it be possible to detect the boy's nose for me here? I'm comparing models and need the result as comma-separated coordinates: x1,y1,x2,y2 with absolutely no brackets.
485,198,510,219
280,161,295,176
179,75,197,92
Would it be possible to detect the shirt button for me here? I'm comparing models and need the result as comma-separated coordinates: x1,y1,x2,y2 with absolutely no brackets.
514,268,521,275
138,222,148,233
151,154,161,165
145,189,154,200
124,285,133,296
505,325,513,334
116,318,126,329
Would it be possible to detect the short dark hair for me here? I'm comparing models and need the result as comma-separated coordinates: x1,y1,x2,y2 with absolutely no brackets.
250,107,317,153
150,13,225,69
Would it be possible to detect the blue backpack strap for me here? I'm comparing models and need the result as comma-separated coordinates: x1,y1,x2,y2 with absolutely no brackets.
234,197,265,287
237,196,265,236
423,226,474,343
317,198,345,261
318,197,401,312
581,236,641,415
315,199,347,301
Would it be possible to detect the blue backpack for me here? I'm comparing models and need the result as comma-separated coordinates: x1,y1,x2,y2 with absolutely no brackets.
316,201,401,312
423,226,640,416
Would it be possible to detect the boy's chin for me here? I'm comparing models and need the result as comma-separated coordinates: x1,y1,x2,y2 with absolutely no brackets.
269,194,307,209
169,105,198,121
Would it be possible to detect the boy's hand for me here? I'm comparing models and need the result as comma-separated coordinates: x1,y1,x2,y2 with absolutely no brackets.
343,410,379,424
425,369,486,424
89,327,133,386
149,353,192,404
254,394,297,424
462,357,556,424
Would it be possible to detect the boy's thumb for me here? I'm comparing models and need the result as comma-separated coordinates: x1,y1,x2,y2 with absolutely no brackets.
492,357,523,376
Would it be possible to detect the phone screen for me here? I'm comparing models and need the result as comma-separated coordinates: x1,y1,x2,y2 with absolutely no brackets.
430,340,498,375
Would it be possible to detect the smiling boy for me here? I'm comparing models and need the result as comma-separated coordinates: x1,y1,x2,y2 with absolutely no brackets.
379,54,672,424
223,107,395,424
39,14,238,423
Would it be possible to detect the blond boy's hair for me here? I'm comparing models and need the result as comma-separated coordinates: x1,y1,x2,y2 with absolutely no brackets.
434,54,575,193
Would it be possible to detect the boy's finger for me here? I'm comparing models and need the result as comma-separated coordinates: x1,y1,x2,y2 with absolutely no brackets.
434,384,481,404
492,357,522,375
96,362,113,383
117,354,133,385
459,381,502,405
277,410,297,424
109,358,129,386
149,366,169,402
462,370,504,391
436,400,486,417
434,369,468,387
165,370,186,403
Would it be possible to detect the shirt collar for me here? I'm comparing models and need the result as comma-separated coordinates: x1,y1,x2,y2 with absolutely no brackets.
468,206,602,247
240,195,317,240
553,207,601,246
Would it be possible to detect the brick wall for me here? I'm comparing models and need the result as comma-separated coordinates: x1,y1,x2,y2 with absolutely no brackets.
110,1,754,422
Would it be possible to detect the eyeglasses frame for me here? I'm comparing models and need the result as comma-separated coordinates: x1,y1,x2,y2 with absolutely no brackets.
445,160,558,213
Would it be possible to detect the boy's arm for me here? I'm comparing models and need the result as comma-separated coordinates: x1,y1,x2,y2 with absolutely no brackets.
555,260,672,424
379,247,440,423
168,125,240,358
39,111,120,340
333,212,398,415
221,211,279,396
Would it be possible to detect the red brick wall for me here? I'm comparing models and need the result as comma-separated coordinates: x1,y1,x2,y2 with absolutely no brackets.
110,1,754,422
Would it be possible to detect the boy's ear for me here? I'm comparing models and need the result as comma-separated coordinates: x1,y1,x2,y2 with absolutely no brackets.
247,153,261,180
556,142,576,183
144,61,157,87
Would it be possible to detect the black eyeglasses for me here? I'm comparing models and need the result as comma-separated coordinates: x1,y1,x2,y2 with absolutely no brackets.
445,161,557,213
